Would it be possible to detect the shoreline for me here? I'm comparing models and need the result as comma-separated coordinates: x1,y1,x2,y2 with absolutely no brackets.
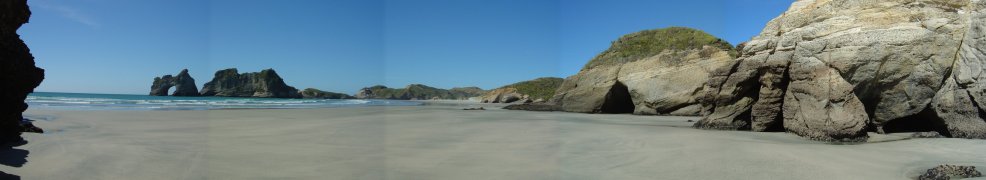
4,103,985,179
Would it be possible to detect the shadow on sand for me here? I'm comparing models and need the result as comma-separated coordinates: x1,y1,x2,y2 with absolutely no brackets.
0,140,29,180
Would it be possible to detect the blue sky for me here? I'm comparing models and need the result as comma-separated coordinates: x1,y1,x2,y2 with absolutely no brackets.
21,0,792,95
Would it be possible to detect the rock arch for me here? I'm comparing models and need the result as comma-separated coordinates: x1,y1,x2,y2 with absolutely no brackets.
150,69,200,96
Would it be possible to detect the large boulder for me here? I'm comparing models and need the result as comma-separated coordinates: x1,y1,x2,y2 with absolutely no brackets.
149,69,200,96
300,88,353,99
199,68,301,98
551,27,737,115
1,0,44,144
481,77,563,103
695,0,986,141
355,84,484,100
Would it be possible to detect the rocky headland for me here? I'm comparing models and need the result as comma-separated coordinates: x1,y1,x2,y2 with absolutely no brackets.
692,0,986,141
550,27,737,115
300,88,354,99
149,69,200,96
355,84,486,100
1,0,44,144
480,77,563,104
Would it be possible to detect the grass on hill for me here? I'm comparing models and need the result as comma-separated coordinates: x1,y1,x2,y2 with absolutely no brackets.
583,27,735,69
497,77,564,100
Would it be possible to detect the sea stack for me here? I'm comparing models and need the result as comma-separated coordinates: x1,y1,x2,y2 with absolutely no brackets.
0,0,44,144
551,27,737,115
199,68,301,98
695,0,986,141
149,69,200,96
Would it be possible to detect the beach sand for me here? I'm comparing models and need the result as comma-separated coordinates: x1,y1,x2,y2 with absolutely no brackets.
3,103,985,179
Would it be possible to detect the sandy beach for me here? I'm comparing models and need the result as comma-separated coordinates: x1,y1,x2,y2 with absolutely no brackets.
2,103,984,180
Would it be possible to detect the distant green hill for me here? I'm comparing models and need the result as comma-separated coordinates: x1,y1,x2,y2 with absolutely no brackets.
356,84,486,100
494,77,564,100
584,27,736,69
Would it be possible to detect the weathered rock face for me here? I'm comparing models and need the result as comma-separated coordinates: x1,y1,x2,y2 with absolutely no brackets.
1,0,44,144
551,27,736,115
149,69,200,96
300,88,353,99
355,84,484,100
199,68,301,98
481,77,563,103
695,0,986,141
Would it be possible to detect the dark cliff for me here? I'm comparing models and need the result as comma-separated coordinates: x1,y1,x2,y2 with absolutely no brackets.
1,0,44,144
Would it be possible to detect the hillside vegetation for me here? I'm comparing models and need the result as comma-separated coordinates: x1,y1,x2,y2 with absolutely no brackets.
584,27,735,69
496,77,564,100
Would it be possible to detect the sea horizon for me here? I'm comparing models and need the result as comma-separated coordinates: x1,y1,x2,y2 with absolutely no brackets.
27,92,423,111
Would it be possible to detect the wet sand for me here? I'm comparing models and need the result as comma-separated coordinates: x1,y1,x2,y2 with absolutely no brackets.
3,104,985,179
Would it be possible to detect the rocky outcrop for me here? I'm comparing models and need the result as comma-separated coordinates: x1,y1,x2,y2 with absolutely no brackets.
695,0,986,141
199,68,301,98
503,104,562,111
918,164,982,180
149,69,200,96
300,88,353,99
551,27,736,115
1,0,44,144
355,84,484,100
481,77,563,103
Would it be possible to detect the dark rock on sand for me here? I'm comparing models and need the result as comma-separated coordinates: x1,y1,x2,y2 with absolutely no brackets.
918,164,982,180
300,88,353,99
19,119,41,134
503,104,562,112
695,0,986,141
199,68,301,98
149,69,200,96
1,0,44,144
912,132,946,138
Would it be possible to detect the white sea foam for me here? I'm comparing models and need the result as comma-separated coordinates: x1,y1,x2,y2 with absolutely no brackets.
26,92,419,111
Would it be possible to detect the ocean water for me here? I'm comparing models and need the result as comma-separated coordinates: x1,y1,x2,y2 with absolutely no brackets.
26,92,421,111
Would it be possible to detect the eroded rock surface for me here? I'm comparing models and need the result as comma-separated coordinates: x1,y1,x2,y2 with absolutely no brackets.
199,68,301,98
1,0,44,144
696,0,986,141
552,27,736,115
149,69,200,96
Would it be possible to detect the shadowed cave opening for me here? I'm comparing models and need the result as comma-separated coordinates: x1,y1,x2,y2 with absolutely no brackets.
881,107,951,137
600,82,635,114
